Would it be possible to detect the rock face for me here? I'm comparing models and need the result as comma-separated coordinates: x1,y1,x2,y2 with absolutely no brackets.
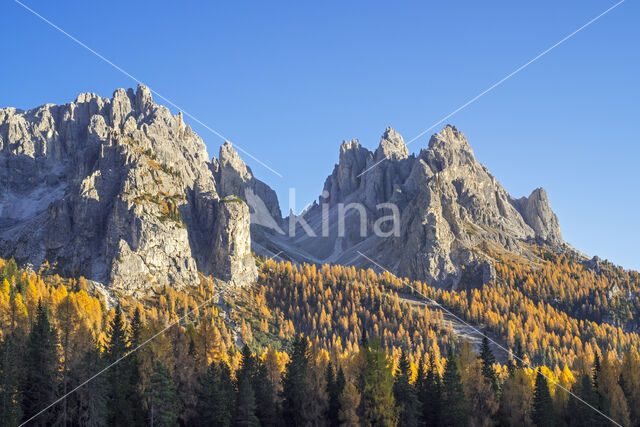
248,125,569,289
0,85,571,291
0,85,256,294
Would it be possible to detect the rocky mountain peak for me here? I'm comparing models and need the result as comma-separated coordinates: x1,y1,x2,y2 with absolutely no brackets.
425,124,476,171
253,124,570,290
374,126,409,161
0,86,257,294
515,188,562,245
219,141,250,183
216,141,282,224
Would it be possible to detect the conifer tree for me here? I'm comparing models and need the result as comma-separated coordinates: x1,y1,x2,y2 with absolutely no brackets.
235,373,259,427
423,353,442,426
338,381,361,426
196,362,234,427
21,300,59,427
282,335,310,426
479,336,498,392
254,362,279,426
104,306,143,426
620,350,640,426
326,361,344,427
147,362,178,427
441,352,467,427
393,350,419,427
532,369,554,427
0,333,23,426
567,373,602,427
359,337,397,426
500,366,533,426
130,307,143,347
75,344,108,427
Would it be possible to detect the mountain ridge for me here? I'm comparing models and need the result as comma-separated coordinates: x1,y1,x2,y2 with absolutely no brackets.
0,85,256,294
242,123,576,289
1,86,579,292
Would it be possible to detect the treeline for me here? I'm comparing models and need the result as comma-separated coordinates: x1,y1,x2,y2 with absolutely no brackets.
3,300,640,426
495,250,640,329
1,255,640,425
256,257,640,368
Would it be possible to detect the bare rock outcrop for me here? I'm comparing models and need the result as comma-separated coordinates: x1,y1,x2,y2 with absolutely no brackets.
250,125,568,289
0,85,257,294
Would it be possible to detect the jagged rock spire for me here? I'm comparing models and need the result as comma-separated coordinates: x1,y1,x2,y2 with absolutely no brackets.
375,126,409,161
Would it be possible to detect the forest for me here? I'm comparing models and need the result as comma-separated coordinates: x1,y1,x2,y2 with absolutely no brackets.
1,252,639,426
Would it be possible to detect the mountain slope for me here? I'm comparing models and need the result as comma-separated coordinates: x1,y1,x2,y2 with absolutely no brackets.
0,85,256,294
0,86,581,293
237,125,574,288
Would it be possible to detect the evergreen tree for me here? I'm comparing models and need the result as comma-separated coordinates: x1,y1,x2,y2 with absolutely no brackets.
282,335,310,426
104,306,143,426
422,353,441,426
567,373,602,427
21,300,59,427
196,362,234,427
359,337,397,427
75,344,108,427
235,373,259,427
0,333,22,426
393,350,419,427
441,352,467,427
147,362,178,427
479,336,498,392
254,362,279,426
326,361,344,427
591,351,607,419
532,369,554,427
130,307,143,348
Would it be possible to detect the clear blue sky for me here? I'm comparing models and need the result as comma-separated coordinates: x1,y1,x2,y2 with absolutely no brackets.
2,1,638,270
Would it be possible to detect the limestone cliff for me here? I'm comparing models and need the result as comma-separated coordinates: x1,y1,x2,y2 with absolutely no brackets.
0,85,256,294
246,125,570,288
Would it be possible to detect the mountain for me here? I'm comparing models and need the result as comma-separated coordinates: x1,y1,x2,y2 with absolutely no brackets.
0,85,256,294
1,85,576,293
241,126,574,289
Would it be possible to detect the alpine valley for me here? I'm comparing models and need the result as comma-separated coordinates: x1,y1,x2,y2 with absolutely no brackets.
1,86,639,427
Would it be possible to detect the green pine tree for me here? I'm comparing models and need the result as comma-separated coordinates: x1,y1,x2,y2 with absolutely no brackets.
0,333,23,426
104,306,143,426
422,353,441,426
567,373,603,427
326,362,345,427
393,350,419,427
147,362,179,427
282,335,310,426
479,336,498,392
235,373,259,427
74,343,108,427
441,352,467,427
254,360,279,426
20,300,59,427
196,362,234,427
130,307,143,348
532,369,554,427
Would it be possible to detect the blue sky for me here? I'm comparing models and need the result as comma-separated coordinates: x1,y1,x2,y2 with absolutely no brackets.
1,1,638,270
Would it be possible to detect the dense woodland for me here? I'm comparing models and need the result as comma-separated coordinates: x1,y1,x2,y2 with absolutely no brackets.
1,252,639,426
